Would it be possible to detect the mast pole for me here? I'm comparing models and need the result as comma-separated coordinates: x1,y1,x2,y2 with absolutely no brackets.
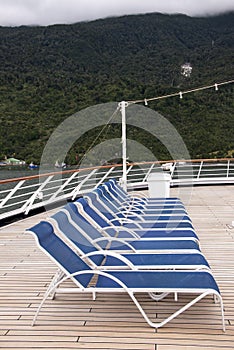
120,101,128,192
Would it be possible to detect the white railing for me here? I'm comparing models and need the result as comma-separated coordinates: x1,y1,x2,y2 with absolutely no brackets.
0,158,234,221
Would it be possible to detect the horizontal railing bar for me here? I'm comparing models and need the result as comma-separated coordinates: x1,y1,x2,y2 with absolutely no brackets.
2,191,36,201
0,198,30,210
0,207,27,220
0,188,15,195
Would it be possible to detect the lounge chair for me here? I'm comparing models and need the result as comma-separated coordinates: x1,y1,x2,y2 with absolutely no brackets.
84,191,195,231
71,199,199,242
50,208,200,253
97,184,191,222
95,185,189,219
27,220,225,331
103,180,185,207
103,181,188,216
48,206,209,269
109,178,183,206
49,208,209,271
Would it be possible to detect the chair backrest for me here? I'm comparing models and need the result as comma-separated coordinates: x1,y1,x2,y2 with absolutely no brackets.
105,181,188,217
96,188,127,219
98,186,123,214
109,179,128,197
84,191,120,222
101,183,124,206
72,200,118,237
76,197,109,228
108,179,182,204
51,210,97,255
27,221,93,288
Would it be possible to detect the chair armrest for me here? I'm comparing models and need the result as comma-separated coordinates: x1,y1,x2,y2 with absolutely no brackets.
100,226,140,239
116,210,144,221
92,237,137,252
81,251,137,270
109,217,143,229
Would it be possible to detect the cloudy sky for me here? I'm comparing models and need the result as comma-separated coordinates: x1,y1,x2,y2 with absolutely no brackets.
0,0,233,26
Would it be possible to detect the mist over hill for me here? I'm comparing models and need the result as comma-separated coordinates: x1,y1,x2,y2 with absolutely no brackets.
0,12,233,164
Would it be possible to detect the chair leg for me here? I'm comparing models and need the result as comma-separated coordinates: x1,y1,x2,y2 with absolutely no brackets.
148,292,170,301
32,269,66,326
32,282,57,326
130,290,225,331
48,269,64,300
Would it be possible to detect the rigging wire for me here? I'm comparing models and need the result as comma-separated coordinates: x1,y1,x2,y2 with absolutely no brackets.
78,105,121,166
127,79,234,105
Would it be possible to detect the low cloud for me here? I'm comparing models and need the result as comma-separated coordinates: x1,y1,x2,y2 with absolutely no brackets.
0,0,233,26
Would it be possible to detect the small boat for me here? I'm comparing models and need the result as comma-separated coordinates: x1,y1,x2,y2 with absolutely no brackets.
55,160,66,168
0,161,7,167
29,162,38,169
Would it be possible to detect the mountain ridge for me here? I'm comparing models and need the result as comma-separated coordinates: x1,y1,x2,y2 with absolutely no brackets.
0,12,233,164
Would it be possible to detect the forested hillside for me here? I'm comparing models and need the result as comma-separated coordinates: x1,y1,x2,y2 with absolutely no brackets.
0,12,233,164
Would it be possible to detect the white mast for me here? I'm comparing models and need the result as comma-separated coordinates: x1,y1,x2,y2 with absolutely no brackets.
119,101,128,191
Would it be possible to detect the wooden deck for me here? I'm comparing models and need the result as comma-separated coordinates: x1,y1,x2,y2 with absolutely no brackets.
0,185,234,349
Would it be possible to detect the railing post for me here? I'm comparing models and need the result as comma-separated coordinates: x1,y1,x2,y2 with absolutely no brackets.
197,161,204,179
0,180,25,209
171,162,176,179
50,172,78,202
142,164,155,183
227,159,230,178
23,175,54,215
71,168,98,200
94,167,115,188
